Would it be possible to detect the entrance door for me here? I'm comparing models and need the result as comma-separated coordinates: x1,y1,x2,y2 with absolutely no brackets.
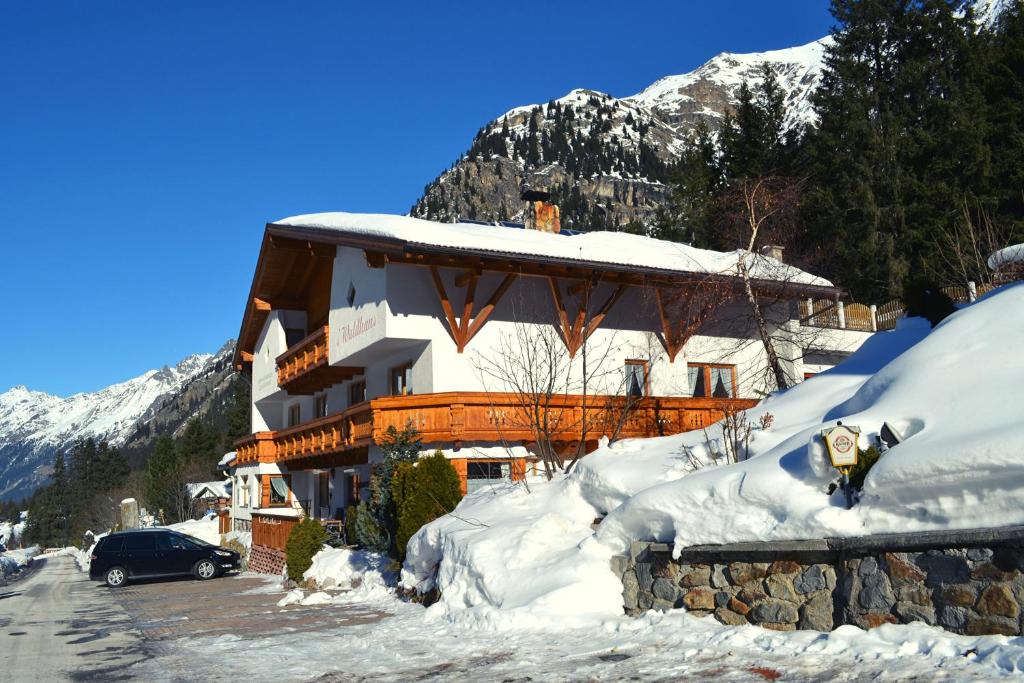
317,471,330,519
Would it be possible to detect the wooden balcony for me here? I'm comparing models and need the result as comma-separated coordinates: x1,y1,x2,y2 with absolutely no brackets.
275,326,362,395
236,392,758,467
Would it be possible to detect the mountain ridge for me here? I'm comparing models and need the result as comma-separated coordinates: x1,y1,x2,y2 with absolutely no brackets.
410,37,827,230
0,341,237,501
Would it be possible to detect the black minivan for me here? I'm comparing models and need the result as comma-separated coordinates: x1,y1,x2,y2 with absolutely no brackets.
89,529,240,588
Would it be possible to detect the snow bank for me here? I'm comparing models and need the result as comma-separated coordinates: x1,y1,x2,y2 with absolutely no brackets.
403,283,1024,625
0,512,27,549
1,546,40,577
166,517,221,546
303,546,393,592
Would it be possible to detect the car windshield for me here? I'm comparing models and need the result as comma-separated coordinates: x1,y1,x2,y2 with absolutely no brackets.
171,532,212,548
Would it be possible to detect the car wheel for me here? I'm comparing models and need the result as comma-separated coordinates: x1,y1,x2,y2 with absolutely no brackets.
194,559,217,580
105,567,127,588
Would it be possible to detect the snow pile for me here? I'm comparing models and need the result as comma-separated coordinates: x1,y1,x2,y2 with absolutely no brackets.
404,283,1024,625
166,517,221,546
76,532,106,572
303,546,394,592
223,529,251,549
0,511,27,549
0,545,40,577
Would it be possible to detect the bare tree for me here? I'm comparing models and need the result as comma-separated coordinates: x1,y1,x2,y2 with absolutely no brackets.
472,287,623,480
934,198,1018,286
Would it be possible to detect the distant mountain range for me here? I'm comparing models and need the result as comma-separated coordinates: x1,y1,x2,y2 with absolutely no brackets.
411,39,827,230
0,341,237,501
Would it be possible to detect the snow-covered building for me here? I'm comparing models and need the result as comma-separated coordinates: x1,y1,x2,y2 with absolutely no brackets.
230,211,868,563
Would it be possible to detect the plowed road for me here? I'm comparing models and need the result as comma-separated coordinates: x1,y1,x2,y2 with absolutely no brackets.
0,555,147,681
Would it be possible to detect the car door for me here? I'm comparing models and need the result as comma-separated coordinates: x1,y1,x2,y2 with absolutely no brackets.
157,532,195,575
122,533,159,576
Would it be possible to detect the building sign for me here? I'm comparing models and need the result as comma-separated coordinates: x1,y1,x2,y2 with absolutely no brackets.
341,315,377,343
822,423,861,470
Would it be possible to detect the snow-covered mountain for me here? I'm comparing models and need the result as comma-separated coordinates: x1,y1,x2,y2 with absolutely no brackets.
411,38,827,230
0,341,236,500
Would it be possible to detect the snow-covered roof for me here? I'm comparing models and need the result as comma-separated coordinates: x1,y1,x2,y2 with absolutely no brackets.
218,451,237,467
187,480,230,500
273,212,834,288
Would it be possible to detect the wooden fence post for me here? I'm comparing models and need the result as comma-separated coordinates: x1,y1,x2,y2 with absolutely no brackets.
837,301,846,329
870,304,877,332
968,281,978,302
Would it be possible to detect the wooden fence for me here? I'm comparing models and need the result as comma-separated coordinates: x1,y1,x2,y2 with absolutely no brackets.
801,280,995,332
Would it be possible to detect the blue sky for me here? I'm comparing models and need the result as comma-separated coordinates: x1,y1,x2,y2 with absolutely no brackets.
0,1,833,396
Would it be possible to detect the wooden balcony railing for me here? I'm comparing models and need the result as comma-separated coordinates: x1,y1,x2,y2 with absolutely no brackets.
236,392,757,466
275,326,363,395
251,511,299,552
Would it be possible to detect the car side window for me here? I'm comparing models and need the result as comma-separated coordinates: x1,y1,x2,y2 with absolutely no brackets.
100,538,124,553
160,534,188,550
124,534,155,551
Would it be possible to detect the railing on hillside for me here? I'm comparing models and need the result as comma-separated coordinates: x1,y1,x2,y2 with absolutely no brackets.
800,280,998,332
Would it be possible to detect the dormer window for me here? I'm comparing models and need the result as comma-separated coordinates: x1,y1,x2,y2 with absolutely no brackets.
347,283,356,307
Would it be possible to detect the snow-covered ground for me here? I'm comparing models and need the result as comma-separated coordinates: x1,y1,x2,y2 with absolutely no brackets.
154,573,1024,681
397,282,1024,629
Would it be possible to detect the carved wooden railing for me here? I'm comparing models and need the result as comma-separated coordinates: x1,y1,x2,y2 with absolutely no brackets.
276,326,329,390
251,511,299,552
235,392,757,464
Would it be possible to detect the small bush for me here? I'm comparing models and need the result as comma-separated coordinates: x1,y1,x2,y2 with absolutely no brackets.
392,451,463,561
284,518,328,582
848,446,881,491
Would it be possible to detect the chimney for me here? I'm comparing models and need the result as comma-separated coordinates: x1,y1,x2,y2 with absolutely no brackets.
521,187,560,234
759,244,785,262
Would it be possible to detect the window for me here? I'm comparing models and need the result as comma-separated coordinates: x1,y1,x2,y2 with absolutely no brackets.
284,327,306,348
288,404,301,427
467,460,511,493
314,394,328,419
345,473,360,506
347,282,357,307
687,363,736,398
624,360,650,398
348,379,366,406
390,363,413,396
124,534,155,551
268,476,290,506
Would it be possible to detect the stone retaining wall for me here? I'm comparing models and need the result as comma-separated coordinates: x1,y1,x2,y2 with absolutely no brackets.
612,526,1024,635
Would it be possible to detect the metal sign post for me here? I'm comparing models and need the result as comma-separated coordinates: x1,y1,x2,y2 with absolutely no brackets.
822,421,861,509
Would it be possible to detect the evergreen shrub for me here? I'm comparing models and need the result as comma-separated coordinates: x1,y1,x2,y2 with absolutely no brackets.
284,517,328,582
354,501,385,550
344,504,360,546
848,446,881,492
391,451,463,561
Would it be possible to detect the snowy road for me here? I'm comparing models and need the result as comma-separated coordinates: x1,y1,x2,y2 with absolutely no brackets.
5,556,1022,681
0,555,148,681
